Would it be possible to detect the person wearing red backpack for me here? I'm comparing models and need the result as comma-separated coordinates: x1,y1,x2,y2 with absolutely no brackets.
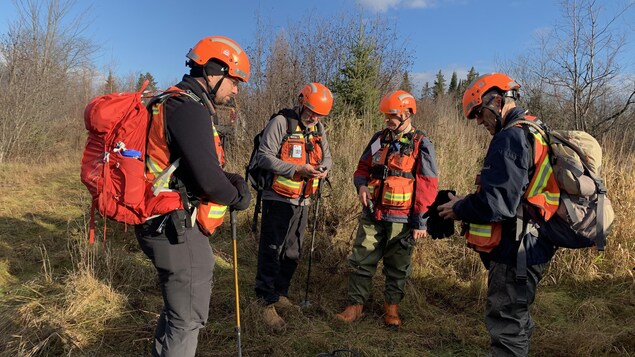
135,36,251,357
253,83,333,329
438,73,560,356
336,90,438,328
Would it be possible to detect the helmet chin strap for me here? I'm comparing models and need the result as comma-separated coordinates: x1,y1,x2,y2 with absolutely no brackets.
203,66,227,105
481,93,505,134
392,113,409,133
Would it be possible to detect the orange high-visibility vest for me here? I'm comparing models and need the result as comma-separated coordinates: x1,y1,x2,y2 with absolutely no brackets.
367,129,422,210
270,124,323,199
465,116,560,252
146,89,227,236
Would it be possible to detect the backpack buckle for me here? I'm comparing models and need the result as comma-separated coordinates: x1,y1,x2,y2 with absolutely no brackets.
370,165,389,180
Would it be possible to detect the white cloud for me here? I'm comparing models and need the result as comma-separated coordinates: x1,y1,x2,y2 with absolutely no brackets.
356,0,435,12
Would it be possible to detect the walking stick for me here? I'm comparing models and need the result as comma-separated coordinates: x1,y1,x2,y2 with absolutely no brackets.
230,210,242,357
301,178,323,308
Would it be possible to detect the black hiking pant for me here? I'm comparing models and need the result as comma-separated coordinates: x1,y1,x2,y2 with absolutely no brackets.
136,214,214,357
486,261,547,357
255,199,309,305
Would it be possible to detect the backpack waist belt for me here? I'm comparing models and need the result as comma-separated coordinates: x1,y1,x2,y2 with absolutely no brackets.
370,165,414,180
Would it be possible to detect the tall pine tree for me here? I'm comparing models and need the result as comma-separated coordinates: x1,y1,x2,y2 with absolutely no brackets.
432,70,446,98
103,69,118,94
420,81,431,101
447,71,458,95
399,71,413,93
331,26,380,116
459,67,479,93
136,72,158,93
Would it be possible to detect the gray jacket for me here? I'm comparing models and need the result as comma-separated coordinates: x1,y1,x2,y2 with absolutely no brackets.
256,108,333,206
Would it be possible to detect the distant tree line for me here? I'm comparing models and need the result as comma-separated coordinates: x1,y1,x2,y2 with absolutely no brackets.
0,0,633,163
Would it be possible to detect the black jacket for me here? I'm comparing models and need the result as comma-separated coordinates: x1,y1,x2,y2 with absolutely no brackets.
163,75,241,207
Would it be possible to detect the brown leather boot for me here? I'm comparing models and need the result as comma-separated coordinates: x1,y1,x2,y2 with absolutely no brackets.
263,304,286,330
383,302,401,327
335,305,364,323
274,296,301,313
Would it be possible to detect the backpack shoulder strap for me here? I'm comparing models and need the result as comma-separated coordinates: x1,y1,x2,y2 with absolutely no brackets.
506,119,548,139
271,108,301,136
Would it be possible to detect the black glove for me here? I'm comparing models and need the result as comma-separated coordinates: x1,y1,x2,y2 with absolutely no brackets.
423,189,456,239
225,172,251,211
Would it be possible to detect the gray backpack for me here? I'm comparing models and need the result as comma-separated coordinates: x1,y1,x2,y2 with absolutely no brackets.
515,120,614,251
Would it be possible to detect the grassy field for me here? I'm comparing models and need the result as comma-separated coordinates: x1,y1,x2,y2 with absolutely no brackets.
1,103,634,356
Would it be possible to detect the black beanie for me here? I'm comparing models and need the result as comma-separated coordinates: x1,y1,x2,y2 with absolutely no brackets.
189,59,228,77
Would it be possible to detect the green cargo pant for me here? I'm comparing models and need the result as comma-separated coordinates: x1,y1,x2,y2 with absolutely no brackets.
346,213,414,305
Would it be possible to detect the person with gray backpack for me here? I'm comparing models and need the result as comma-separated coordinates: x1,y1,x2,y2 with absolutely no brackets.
438,73,612,356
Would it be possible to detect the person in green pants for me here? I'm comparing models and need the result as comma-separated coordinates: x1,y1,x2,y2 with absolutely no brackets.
336,90,438,327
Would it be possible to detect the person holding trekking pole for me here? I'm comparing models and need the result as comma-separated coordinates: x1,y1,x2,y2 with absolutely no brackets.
438,73,560,356
336,90,438,328
134,36,251,357
253,83,333,330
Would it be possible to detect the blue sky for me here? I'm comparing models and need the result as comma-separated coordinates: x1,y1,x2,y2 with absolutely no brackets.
1,0,633,91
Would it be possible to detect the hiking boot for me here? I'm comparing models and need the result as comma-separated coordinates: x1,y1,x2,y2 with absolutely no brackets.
335,305,364,323
274,296,301,313
263,304,286,330
383,302,401,327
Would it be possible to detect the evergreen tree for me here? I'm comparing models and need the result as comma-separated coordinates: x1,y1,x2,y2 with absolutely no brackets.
432,70,446,98
399,71,413,93
459,67,479,93
420,81,431,101
447,71,458,95
331,28,380,116
136,72,158,93
104,69,118,94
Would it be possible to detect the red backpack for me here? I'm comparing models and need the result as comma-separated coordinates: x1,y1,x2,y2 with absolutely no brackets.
80,81,181,243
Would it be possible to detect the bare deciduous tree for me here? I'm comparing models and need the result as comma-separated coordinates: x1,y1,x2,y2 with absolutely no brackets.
0,0,95,162
507,0,634,136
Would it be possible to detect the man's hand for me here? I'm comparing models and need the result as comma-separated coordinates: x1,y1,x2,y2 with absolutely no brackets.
295,164,324,178
412,229,427,240
438,192,460,220
225,172,251,211
358,185,372,207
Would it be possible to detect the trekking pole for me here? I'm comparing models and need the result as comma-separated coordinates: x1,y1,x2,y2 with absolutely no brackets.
301,178,323,308
230,210,242,357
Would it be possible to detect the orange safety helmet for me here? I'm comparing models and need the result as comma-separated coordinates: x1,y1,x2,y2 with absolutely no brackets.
462,73,520,119
379,90,417,115
186,36,250,82
299,83,333,116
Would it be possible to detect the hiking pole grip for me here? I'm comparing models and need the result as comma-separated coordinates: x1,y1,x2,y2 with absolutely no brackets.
230,210,242,357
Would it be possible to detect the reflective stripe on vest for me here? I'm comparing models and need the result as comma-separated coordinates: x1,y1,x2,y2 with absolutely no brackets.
274,175,302,190
383,191,412,205
468,223,492,238
206,205,227,219
525,128,560,215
